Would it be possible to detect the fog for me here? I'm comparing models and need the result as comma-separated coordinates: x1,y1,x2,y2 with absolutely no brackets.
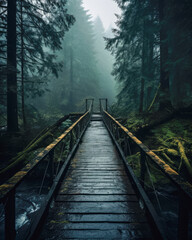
82,0,121,29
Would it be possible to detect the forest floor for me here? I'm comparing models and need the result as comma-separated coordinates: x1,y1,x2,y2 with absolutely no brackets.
120,109,192,184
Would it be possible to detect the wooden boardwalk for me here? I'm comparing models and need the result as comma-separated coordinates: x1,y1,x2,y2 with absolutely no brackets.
39,116,153,239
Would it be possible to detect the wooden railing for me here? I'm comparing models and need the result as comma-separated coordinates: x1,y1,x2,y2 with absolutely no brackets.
0,102,93,240
102,109,192,240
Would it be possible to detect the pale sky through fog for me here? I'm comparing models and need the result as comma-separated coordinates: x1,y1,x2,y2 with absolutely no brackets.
82,0,121,30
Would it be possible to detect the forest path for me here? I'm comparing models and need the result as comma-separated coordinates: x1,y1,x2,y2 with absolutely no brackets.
38,116,153,239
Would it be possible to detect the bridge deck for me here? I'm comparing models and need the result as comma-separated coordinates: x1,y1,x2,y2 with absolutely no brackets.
39,117,153,239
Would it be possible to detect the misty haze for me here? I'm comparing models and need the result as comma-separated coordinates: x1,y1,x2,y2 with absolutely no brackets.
0,1,192,240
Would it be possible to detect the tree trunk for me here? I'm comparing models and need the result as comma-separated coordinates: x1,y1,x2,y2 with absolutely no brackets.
7,0,18,132
70,47,74,110
139,20,147,113
20,0,26,129
146,8,154,109
158,0,172,110
139,14,154,112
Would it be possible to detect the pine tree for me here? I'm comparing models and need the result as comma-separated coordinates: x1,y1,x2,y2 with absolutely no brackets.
166,0,192,108
109,0,192,114
45,0,101,113
93,17,116,103
7,0,18,131
0,0,74,130
158,0,171,110
106,0,160,113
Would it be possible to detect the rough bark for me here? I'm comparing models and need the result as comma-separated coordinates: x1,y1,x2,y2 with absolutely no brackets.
158,0,172,110
7,0,18,131
20,0,26,129
70,47,74,109
139,20,147,113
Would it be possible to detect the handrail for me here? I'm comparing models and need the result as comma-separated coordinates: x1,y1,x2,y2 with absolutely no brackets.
0,111,89,200
103,110,192,200
0,102,93,240
101,107,192,240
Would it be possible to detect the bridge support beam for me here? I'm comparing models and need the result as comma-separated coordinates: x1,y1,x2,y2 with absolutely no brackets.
99,98,108,112
178,194,189,240
49,149,55,181
85,98,94,112
5,189,16,240
140,150,147,188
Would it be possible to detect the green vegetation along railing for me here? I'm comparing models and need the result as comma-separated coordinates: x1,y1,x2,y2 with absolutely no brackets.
102,109,192,240
0,102,93,240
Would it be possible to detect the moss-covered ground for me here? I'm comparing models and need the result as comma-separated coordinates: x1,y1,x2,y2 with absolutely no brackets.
123,111,192,184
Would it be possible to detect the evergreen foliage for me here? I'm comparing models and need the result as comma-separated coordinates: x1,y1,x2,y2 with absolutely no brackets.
106,0,192,115
0,0,74,130
42,0,101,113
37,0,116,114
93,17,116,103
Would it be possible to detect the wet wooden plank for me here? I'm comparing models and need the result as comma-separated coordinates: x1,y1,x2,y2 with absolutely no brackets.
45,222,151,231
38,119,153,239
67,170,127,175
64,178,129,183
60,182,134,191
70,164,124,167
56,194,138,202
72,156,121,160
39,229,152,239
59,188,135,195
72,163,123,166
61,182,130,188
53,202,143,214
44,213,146,223
69,167,124,171
71,162,123,166
64,177,128,182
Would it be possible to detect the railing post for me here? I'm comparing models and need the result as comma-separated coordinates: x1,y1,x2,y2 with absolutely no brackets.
140,150,147,188
99,99,101,113
92,99,94,112
49,149,55,180
111,121,115,135
178,194,189,240
116,126,120,141
74,125,78,139
86,99,88,112
124,137,128,157
70,131,74,151
127,138,132,156
77,124,80,138
106,99,108,111
5,189,16,240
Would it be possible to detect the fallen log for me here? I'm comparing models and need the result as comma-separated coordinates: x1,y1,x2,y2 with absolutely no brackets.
176,140,192,179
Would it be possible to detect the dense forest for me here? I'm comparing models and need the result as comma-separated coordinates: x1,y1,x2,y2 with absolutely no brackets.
0,0,115,132
0,0,192,181
105,0,192,183
107,0,192,114
0,0,117,177
0,0,192,239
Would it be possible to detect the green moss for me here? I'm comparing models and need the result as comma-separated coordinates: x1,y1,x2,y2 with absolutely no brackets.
166,149,178,157
126,152,170,186
125,113,147,133
124,111,192,182
50,220,70,224
126,152,140,177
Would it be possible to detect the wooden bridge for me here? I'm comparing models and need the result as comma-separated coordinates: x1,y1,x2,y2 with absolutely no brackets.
0,99,192,240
